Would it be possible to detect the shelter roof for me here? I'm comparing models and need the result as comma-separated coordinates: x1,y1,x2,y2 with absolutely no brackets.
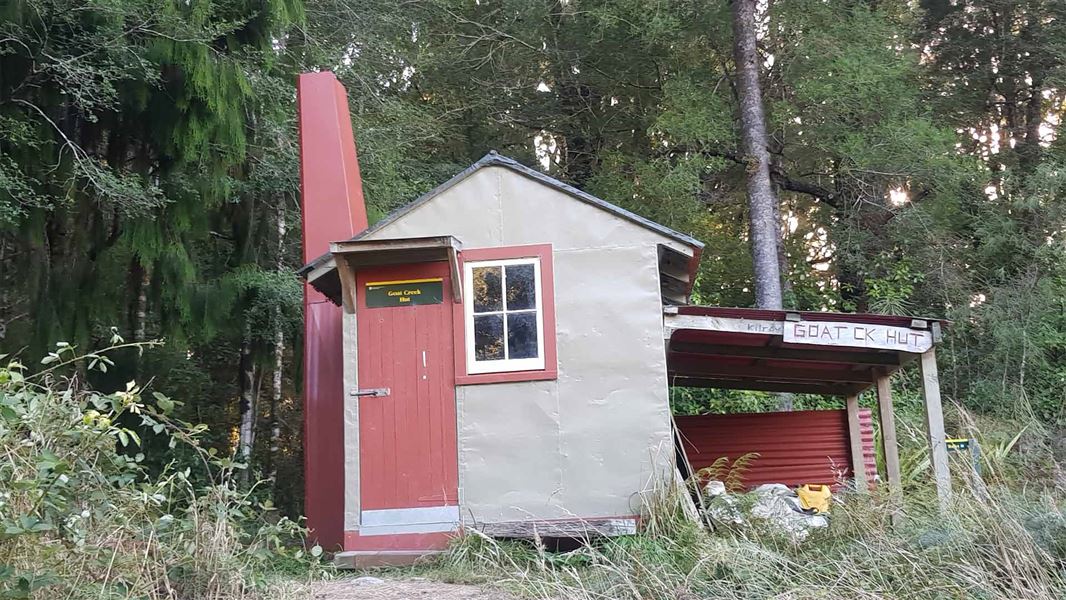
665,305,947,396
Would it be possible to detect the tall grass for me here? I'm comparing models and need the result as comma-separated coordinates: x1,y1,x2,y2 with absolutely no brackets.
438,469,1065,599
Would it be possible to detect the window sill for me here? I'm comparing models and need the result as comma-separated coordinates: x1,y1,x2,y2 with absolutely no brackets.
455,369,558,386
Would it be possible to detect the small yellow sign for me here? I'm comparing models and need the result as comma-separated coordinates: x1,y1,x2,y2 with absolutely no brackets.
365,278,444,308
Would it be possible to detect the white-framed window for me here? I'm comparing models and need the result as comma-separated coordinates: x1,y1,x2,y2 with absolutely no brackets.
463,257,545,374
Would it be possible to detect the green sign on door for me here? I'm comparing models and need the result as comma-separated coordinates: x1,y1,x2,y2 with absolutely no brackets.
365,278,444,308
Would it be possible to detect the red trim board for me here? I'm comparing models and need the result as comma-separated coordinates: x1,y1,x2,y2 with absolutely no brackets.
453,244,559,385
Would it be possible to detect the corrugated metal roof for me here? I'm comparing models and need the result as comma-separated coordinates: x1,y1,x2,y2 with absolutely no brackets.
665,306,945,395
676,409,877,491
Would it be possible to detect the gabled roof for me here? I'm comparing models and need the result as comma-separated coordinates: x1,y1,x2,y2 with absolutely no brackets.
357,151,702,248
299,152,705,300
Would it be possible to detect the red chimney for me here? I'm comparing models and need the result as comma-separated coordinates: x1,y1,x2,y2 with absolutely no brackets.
298,71,369,261
297,71,368,549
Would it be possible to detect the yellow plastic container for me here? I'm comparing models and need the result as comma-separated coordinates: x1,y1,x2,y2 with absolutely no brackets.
796,484,832,514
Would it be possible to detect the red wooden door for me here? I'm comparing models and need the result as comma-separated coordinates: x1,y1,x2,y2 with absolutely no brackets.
356,261,459,530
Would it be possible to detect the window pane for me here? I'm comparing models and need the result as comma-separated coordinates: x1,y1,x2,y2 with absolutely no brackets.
505,263,536,310
473,314,505,360
507,312,539,359
472,266,502,312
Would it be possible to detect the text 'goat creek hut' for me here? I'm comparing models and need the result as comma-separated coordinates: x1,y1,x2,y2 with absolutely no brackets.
296,72,952,567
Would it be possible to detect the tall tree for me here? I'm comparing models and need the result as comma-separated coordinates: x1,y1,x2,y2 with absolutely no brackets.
730,0,783,309
0,0,305,497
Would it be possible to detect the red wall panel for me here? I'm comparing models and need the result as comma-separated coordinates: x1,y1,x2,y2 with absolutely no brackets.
676,409,877,490
297,72,369,549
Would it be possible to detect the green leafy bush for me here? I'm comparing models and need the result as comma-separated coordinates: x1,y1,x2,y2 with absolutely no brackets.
0,339,323,599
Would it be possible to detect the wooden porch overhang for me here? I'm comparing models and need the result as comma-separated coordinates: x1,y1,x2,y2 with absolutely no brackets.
298,235,463,312
664,305,953,513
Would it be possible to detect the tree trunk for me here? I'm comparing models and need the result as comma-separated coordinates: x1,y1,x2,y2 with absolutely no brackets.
267,201,286,491
559,81,600,188
267,328,283,484
774,197,791,303
731,0,783,310
1020,77,1044,173
134,265,149,343
237,323,257,485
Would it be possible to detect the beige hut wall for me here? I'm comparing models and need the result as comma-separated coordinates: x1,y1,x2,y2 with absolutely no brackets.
353,165,687,525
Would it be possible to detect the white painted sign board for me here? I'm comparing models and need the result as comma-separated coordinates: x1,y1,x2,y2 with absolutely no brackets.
663,314,783,336
783,320,932,353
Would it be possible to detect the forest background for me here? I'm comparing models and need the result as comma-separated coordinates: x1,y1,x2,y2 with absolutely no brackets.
2,0,1065,521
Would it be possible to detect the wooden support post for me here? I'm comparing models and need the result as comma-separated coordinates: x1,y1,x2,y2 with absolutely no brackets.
845,394,868,492
874,370,902,523
919,348,952,510
335,257,358,314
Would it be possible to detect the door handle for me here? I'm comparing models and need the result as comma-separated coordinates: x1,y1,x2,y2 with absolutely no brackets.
350,388,390,398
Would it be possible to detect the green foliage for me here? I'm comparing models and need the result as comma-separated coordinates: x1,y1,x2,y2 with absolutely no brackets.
864,257,925,315
0,342,323,599
671,386,842,415
0,0,311,516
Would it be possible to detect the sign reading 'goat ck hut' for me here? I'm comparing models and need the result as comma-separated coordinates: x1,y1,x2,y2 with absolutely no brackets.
784,320,933,353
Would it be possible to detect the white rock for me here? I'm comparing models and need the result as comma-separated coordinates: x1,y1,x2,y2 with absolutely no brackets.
353,576,385,586
704,480,727,497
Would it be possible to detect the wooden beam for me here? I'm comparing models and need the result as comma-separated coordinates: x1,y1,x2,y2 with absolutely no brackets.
783,319,933,353
920,348,952,510
447,246,462,302
668,354,873,383
668,376,865,396
477,517,638,539
319,235,464,307
335,256,358,313
669,341,902,367
658,245,694,283
305,257,337,284
330,235,458,254
846,394,868,493
874,369,902,523
664,314,783,337
660,274,689,294
341,249,451,268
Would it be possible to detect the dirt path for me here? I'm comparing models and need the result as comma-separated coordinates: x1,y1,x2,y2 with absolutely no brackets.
306,576,518,600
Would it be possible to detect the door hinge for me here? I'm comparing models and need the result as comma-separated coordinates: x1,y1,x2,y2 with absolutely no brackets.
350,388,390,398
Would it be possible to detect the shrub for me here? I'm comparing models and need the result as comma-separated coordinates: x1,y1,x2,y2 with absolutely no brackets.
0,339,323,599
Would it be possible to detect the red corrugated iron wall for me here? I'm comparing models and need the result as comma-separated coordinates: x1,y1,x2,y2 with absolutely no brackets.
676,409,877,490
298,72,370,550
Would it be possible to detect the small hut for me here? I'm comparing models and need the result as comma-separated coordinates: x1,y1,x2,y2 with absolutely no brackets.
296,72,951,567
